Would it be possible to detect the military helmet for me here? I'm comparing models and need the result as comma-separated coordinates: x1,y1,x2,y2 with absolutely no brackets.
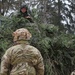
12,28,32,42
20,5,28,10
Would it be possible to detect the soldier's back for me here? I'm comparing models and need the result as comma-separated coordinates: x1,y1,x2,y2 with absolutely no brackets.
9,44,38,75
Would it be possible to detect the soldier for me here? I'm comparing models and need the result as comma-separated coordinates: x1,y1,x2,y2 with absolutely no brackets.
17,5,34,23
0,28,44,75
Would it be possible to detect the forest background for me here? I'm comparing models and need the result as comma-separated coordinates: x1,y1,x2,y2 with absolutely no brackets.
0,0,75,75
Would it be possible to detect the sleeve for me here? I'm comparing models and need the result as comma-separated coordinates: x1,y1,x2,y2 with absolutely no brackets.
0,49,11,75
35,51,44,75
26,18,34,23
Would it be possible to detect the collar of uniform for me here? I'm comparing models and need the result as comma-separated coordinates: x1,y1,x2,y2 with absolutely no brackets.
14,40,29,45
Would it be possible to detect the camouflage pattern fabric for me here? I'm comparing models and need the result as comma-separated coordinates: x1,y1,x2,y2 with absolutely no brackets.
12,28,32,42
0,43,44,75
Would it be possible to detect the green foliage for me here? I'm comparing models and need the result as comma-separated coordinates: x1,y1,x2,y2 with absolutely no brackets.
0,15,40,56
36,24,75,75
0,15,75,75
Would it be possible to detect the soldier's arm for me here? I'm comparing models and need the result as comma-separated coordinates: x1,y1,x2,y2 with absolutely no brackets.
0,49,11,75
25,16,34,23
35,51,44,75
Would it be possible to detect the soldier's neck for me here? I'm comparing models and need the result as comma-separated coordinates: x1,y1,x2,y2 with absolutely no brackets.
14,40,29,45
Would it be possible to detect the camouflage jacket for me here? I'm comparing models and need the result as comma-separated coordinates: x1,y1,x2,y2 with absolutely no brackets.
0,43,44,75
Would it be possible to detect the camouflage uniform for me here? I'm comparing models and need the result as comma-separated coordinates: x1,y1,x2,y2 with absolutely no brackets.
0,28,44,75
17,5,34,23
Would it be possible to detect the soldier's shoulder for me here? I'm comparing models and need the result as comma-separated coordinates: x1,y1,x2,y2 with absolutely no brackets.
27,45,37,50
27,45,40,53
7,45,21,51
5,45,22,54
